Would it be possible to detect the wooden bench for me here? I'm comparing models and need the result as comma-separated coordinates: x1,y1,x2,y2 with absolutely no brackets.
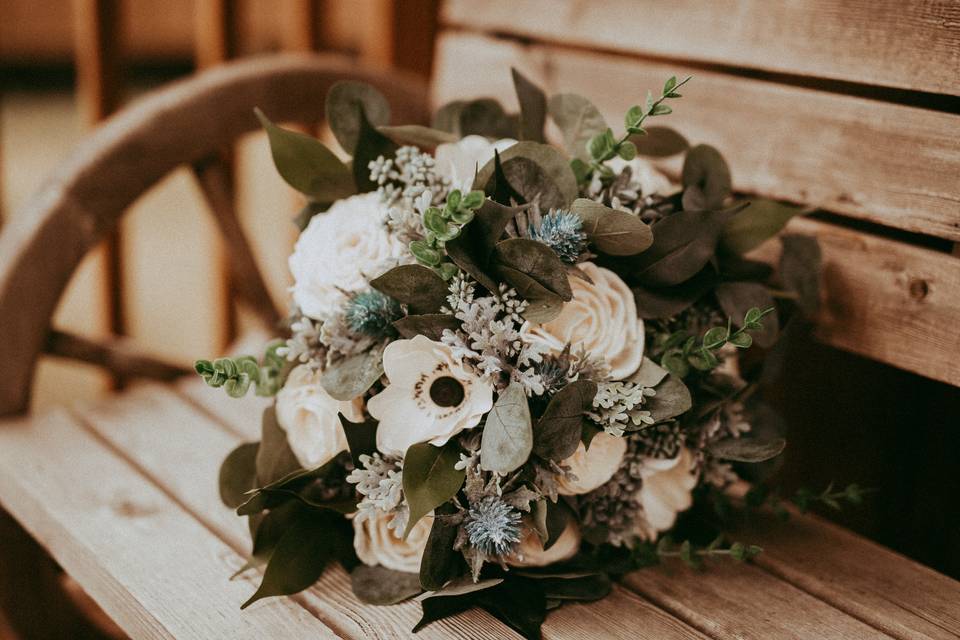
1,35,959,640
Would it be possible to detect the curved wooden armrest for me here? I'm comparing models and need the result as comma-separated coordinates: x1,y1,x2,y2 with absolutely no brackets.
0,53,431,417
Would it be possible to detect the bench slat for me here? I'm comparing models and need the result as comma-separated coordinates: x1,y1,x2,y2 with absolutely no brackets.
0,410,340,640
433,32,960,242
443,0,960,96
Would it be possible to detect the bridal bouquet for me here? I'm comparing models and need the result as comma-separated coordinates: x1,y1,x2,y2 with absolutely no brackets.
199,70,822,637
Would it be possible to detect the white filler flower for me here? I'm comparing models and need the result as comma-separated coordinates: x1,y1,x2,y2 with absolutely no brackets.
353,511,433,573
556,432,628,495
275,364,364,469
367,335,494,456
525,262,645,379
289,192,406,320
634,447,699,541
434,135,516,192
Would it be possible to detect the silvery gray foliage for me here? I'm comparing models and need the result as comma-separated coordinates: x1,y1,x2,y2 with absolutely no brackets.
346,453,404,526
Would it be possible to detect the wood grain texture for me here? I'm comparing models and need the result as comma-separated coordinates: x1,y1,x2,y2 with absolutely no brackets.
0,409,341,639
432,32,960,241
0,54,430,417
443,0,960,96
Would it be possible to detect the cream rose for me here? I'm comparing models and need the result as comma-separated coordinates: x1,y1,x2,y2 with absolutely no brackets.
434,135,516,191
556,432,627,495
289,192,406,320
525,262,644,379
367,335,494,456
633,447,699,541
353,511,432,573
508,519,581,568
275,365,364,469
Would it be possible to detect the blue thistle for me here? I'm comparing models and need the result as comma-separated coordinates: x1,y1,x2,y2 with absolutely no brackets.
464,496,522,556
343,289,402,337
529,210,587,264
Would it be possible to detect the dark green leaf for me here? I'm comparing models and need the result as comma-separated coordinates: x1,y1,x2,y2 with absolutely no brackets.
352,106,398,193
255,108,355,200
630,267,716,319
720,198,804,255
474,142,579,207
458,98,515,138
681,144,731,211
493,156,567,211
403,441,465,538
645,375,692,423
446,199,520,291
351,564,423,605
780,234,821,316
708,437,786,462
478,577,547,639
377,124,458,147
339,412,378,468
414,579,503,633
533,380,598,460
325,81,391,154
419,505,461,591
321,346,384,401
432,100,467,135
219,442,259,509
571,198,653,256
548,93,608,161
537,573,612,601
393,314,460,341
370,264,448,315
492,238,573,303
487,150,528,206
628,126,689,157
715,281,779,348
512,68,547,142
480,382,533,474
256,406,301,486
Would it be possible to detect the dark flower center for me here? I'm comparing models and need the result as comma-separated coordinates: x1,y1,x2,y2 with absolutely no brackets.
429,376,465,408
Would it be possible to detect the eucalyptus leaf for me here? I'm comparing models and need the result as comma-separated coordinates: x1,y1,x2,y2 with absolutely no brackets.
325,81,391,154
494,156,567,211
715,281,779,348
533,380,598,461
682,144,732,210
370,264,448,314
628,126,689,157
720,198,804,255
219,442,259,509
377,124,457,147
645,375,692,423
393,314,460,341
459,98,515,138
445,199,518,291
512,67,547,142
492,238,573,303
403,441,465,538
351,564,423,605
571,198,653,256
419,509,461,591
340,412,378,468
255,109,355,201
432,100,467,135
547,93,608,161
352,106,398,193
627,358,669,388
630,267,716,319
480,382,533,474
474,141,579,207
321,346,384,401
708,436,786,462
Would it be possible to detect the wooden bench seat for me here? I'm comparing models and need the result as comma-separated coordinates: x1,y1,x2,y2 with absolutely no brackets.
2,380,957,639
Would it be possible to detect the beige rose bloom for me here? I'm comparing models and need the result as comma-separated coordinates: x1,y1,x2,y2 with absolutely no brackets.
525,262,644,379
353,511,433,574
275,365,364,469
508,519,581,568
634,447,699,541
556,432,627,495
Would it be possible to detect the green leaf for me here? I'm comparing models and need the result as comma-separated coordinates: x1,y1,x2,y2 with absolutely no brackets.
419,508,461,591
445,199,518,291
533,380,598,461
651,104,672,116
571,198,653,256
458,98,516,138
351,564,423,605
512,67,547,142
631,268,716,319
377,124,458,147
708,437,786,462
321,346,384,401
618,140,637,160
414,578,504,633
219,442,259,508
256,406,302,486
536,574,612,602
352,105,398,192
627,357,670,388
492,238,574,303
393,314,460,341
370,264,448,315
339,412,378,468
548,93,609,162
255,108,355,201
490,155,568,212
681,144,732,211
645,375,692,423
474,141,579,207
409,239,443,266
664,76,677,94
432,100,467,135
715,281,779,348
720,198,804,255
480,382,533,474
402,441,465,538
241,510,350,609
325,81,391,154
628,126,689,157
702,326,728,349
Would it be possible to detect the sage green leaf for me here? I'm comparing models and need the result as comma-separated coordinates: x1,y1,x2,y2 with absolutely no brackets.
458,98,515,138
494,156,567,211
370,264,448,314
377,124,457,147
629,126,689,157
682,144,731,211
715,281,779,348
708,436,786,462
533,380,598,461
538,574,612,602
353,106,398,192
475,142,578,207
255,108,355,200
351,564,423,605
241,510,350,609
480,382,533,474
721,198,804,255
325,80,391,154
393,314,460,341
321,346,384,401
780,234,821,316
403,441,465,538
571,198,653,256
419,505,460,591
645,375,692,423
219,442,259,508
492,238,573,302
432,100,467,134
627,357,669,388
547,93,608,161
256,406,301,486
340,412,378,468
512,67,547,142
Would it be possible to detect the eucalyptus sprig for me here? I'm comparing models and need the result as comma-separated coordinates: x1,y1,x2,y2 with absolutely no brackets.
195,341,286,398
409,188,485,280
661,306,774,378
632,535,763,570
745,481,874,520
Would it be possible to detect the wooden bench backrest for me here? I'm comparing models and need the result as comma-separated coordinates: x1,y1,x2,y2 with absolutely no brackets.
432,0,960,387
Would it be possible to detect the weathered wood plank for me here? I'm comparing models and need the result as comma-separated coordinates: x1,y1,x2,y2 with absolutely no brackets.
432,32,960,242
443,0,960,96
0,409,340,639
